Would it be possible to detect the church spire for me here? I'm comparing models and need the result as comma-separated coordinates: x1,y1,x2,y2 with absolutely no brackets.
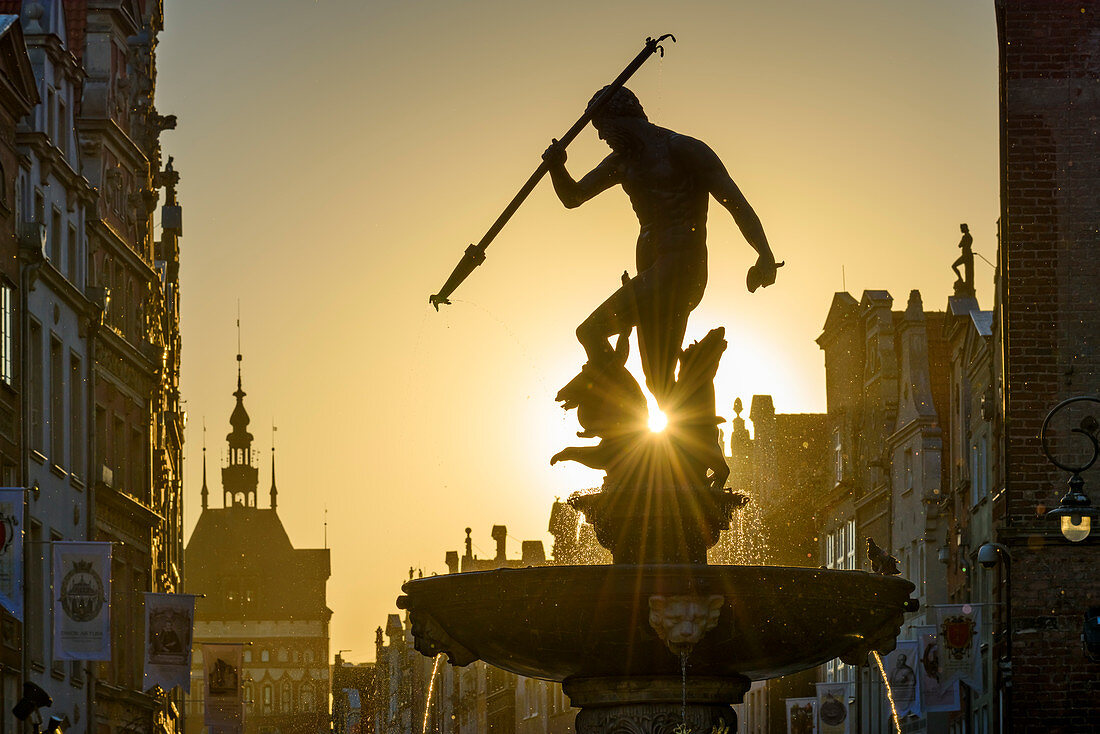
270,422,278,511
223,345,258,508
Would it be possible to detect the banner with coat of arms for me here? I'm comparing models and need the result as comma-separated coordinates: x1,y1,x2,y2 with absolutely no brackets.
52,541,112,660
815,682,851,734
203,643,244,728
144,593,196,692
0,489,23,619
936,604,981,691
915,625,960,713
785,696,817,734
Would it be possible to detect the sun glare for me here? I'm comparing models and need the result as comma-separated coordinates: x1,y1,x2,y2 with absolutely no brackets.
648,409,668,433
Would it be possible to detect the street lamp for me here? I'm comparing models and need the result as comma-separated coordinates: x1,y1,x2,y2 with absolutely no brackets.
978,542,1012,734
1040,396,1100,542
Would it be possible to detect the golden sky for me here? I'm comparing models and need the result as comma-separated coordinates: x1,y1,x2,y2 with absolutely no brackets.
156,0,998,662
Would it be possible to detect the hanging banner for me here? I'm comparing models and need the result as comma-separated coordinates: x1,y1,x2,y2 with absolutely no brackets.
815,682,851,734
203,643,243,728
916,625,960,713
0,489,23,619
144,593,196,692
52,541,111,660
936,604,981,691
785,696,817,734
883,640,921,718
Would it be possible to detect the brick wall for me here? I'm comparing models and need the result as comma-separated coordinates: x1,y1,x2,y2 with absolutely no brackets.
997,1,1100,730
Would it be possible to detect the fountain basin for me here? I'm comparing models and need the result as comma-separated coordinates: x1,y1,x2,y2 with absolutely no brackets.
397,564,916,681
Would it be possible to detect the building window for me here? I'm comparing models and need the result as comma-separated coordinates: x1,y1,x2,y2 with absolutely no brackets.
833,430,842,483
262,683,272,715
70,353,83,478
112,415,124,489
244,682,254,711
129,428,143,499
50,530,65,677
903,448,914,492
260,649,270,662
281,680,291,713
49,336,63,465
94,406,106,482
970,433,989,506
57,99,67,156
27,521,43,664
50,208,61,263
845,519,856,570
243,649,252,663
300,683,314,713
67,224,78,282
29,320,42,451
0,284,11,385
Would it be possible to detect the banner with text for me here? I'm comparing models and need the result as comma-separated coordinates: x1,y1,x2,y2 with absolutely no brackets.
785,696,817,734
882,640,921,718
815,682,851,734
936,604,981,691
915,625,960,713
203,643,243,729
144,593,196,692
52,541,111,660
0,489,23,619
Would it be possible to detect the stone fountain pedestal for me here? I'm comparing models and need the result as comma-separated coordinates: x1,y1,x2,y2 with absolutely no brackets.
565,677,748,734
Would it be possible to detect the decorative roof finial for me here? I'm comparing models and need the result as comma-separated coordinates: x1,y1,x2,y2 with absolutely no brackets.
270,421,278,511
201,418,208,511
236,303,243,394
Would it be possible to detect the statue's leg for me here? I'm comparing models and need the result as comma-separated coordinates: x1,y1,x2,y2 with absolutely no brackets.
637,303,688,407
633,258,701,407
577,280,638,363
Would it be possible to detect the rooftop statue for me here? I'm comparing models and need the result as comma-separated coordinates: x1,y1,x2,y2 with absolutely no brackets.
951,222,974,296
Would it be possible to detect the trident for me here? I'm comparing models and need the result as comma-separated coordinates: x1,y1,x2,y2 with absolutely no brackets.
429,34,676,310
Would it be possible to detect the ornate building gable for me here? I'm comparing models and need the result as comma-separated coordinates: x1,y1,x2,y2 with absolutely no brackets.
0,16,39,120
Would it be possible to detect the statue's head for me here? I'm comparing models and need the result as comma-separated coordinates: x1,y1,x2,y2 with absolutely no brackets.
588,86,647,152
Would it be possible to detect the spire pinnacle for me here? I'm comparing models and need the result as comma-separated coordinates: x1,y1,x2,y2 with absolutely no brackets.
270,421,278,511
201,418,209,511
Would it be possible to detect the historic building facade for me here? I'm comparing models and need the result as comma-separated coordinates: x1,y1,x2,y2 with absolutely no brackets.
185,359,331,734
14,1,97,729
992,3,1100,730
366,524,573,734
0,11,35,732
0,2,185,732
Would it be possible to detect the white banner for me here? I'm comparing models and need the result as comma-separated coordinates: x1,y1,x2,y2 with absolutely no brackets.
882,640,921,718
916,626,960,713
52,541,111,660
936,604,981,691
203,643,243,728
785,696,817,734
815,682,851,734
144,593,196,692
0,489,23,619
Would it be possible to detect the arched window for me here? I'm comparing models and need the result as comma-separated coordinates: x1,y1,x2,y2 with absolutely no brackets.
300,682,314,712
261,649,270,662
304,648,314,664
281,680,292,713
278,648,288,663
262,683,273,715
244,682,254,711
243,649,252,663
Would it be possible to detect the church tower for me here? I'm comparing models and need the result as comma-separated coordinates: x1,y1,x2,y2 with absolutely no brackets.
222,353,259,507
